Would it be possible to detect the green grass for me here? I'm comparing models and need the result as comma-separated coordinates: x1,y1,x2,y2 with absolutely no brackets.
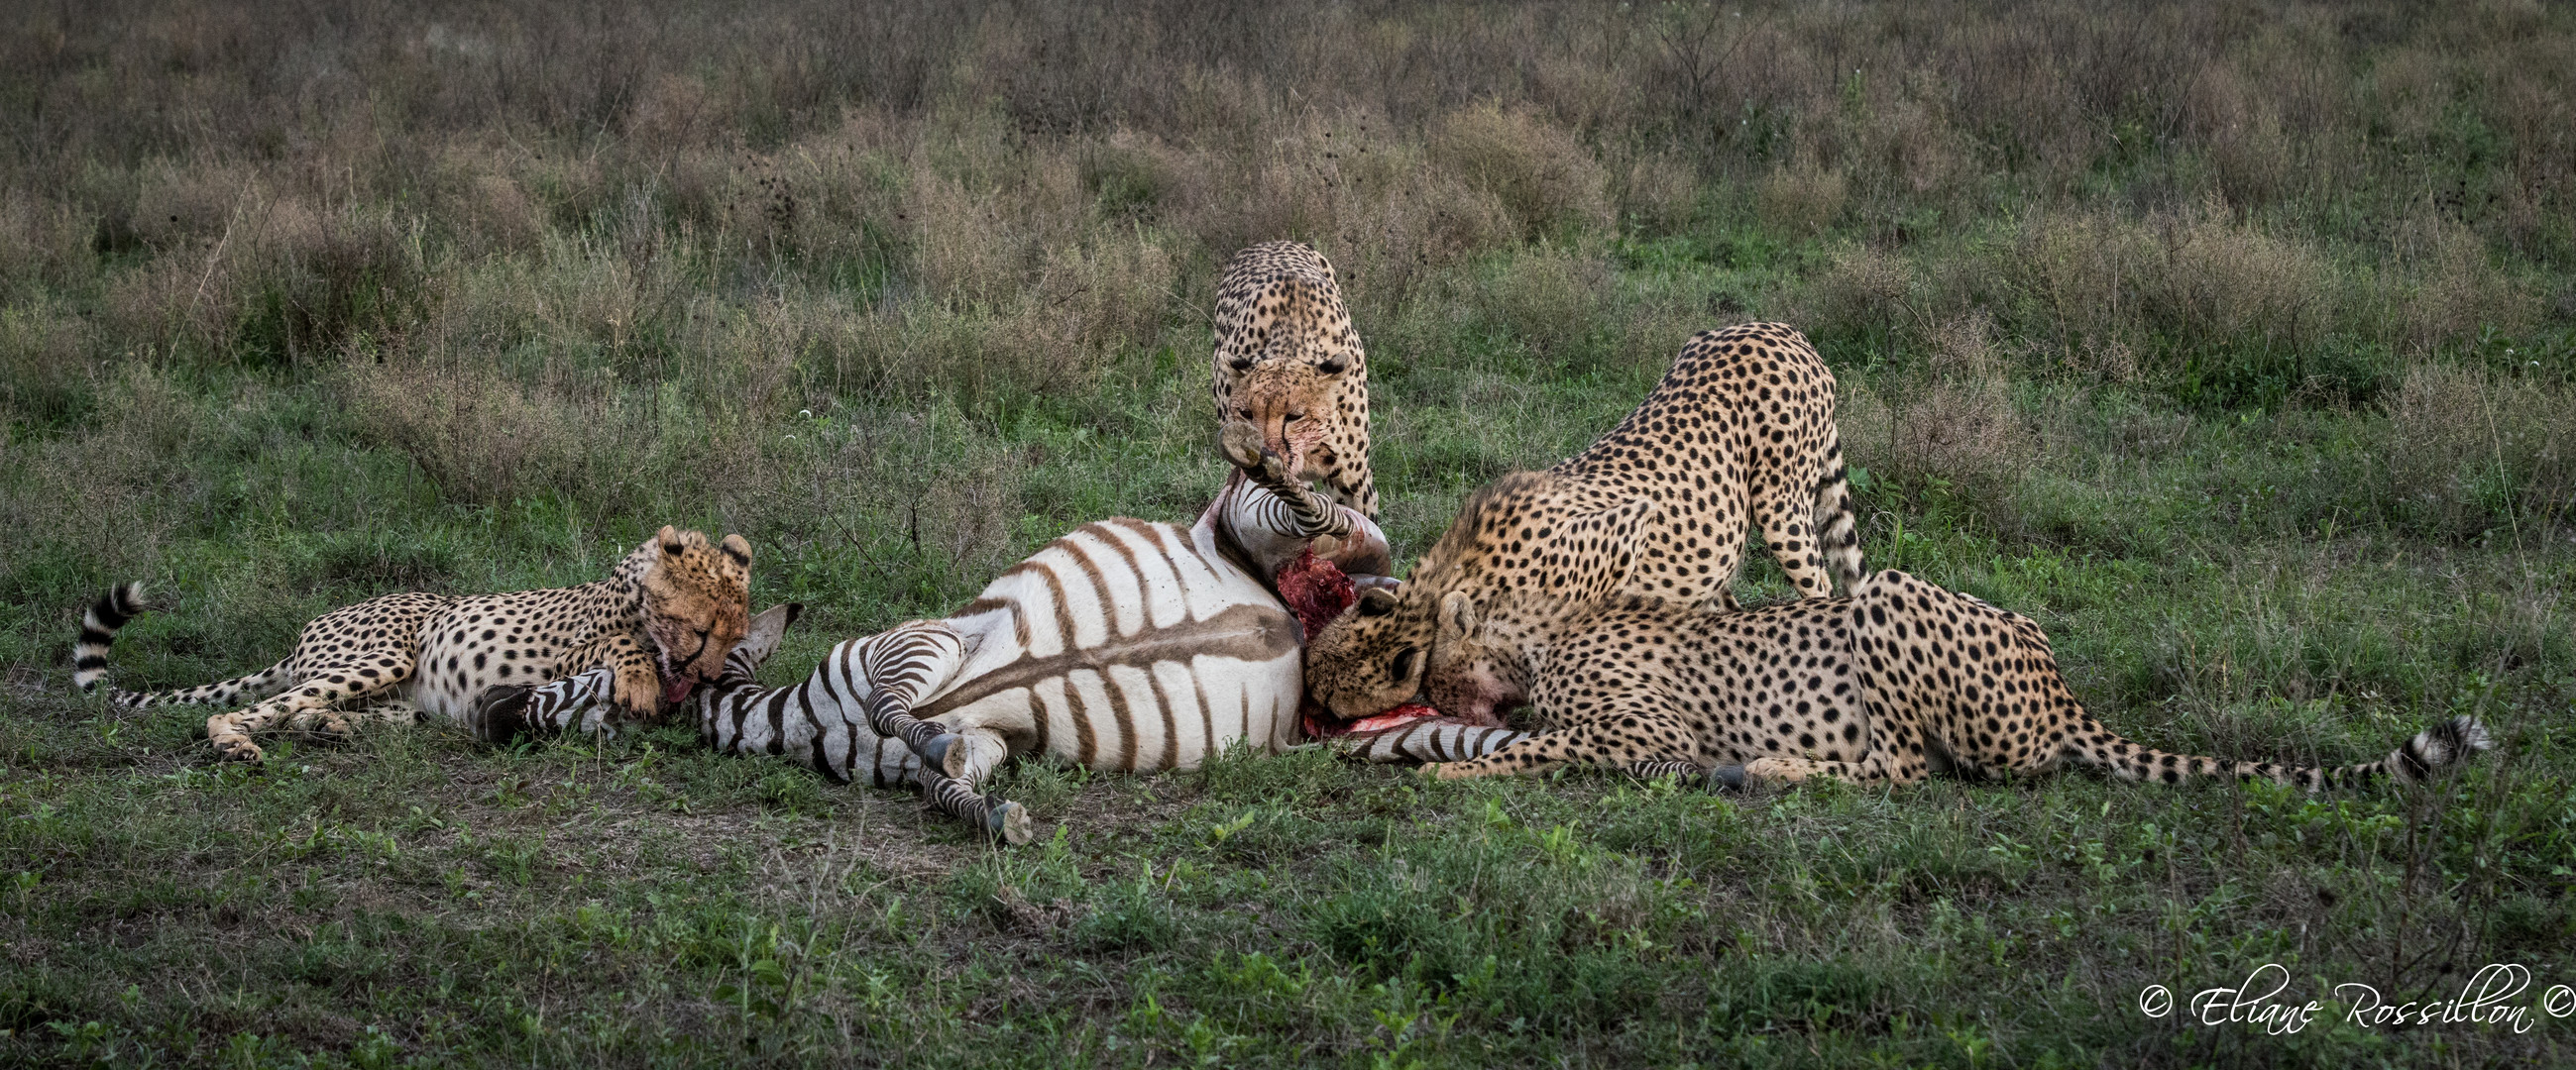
3,338,2572,1066
6,1,2576,1064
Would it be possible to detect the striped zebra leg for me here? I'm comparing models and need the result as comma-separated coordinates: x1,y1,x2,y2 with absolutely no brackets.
471,667,618,743
1220,420,1351,539
1330,719,1528,765
1625,759,1748,790
847,622,978,770
919,772,1034,846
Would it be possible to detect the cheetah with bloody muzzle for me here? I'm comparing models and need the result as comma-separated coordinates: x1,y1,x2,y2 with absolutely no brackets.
1212,240,1377,518
1345,570,2489,792
1304,322,1861,725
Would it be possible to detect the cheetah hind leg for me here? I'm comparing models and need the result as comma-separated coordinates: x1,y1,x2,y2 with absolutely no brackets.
1754,472,1843,600
208,652,416,762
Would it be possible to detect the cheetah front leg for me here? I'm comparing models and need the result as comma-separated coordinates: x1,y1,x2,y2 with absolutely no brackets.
555,629,666,723
209,652,417,762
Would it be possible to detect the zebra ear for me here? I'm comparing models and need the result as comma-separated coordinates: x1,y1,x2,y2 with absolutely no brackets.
737,602,799,667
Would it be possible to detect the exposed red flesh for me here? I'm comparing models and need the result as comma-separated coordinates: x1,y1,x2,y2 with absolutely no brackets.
1270,544,1491,740
1273,547,1356,643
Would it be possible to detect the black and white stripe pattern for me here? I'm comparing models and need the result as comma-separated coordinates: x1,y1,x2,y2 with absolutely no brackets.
504,508,1327,843
72,583,150,696
1331,718,1524,765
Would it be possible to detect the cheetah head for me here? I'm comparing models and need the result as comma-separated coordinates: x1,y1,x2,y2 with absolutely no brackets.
638,526,754,706
1420,591,1520,726
1223,358,1343,482
1304,584,1438,720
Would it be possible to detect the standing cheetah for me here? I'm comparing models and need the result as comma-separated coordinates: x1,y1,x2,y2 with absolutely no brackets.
1304,322,1862,723
73,527,752,760
1345,570,2490,792
1212,241,1377,517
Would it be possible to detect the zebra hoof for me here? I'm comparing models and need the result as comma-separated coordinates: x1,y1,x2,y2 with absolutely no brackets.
1707,765,1749,792
923,733,959,773
473,685,535,744
987,802,1034,846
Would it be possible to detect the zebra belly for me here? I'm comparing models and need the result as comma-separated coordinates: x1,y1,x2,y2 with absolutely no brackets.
928,649,1301,773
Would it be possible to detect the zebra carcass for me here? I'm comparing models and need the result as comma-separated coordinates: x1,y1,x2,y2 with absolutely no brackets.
474,463,1391,843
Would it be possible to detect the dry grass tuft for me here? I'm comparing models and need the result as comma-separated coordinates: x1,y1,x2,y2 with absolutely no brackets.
1797,244,1916,341
1842,375,2033,509
2378,364,2576,538
1476,245,1612,363
338,351,650,514
1757,162,1848,238
1429,103,1613,242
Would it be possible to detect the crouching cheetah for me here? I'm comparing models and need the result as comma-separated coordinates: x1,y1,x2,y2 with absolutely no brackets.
1357,569,2489,791
73,526,753,761
1212,241,1377,517
1305,322,1862,724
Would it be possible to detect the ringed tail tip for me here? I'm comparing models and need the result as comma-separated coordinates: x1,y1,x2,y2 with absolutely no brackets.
73,583,153,696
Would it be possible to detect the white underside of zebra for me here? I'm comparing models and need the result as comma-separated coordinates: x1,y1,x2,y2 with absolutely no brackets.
484,465,1391,843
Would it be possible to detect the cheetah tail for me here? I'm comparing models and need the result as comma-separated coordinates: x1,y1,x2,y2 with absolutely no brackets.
2062,712,2493,792
1811,434,1864,595
72,583,150,696
72,583,294,710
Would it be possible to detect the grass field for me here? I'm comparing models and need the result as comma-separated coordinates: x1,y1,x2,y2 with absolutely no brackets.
4,1,2575,1065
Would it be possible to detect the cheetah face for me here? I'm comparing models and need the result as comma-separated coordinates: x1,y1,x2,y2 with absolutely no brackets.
1304,585,1438,719
1420,591,1516,727
1226,359,1340,482
638,526,754,705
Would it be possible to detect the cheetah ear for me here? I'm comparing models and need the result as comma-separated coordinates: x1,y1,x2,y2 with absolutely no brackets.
656,525,686,556
1437,590,1477,641
1317,358,1347,375
719,534,752,568
1357,588,1399,617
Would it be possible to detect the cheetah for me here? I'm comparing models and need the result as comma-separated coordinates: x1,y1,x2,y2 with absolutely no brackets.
72,526,753,761
1355,569,2489,791
1304,322,1862,723
1212,241,1377,517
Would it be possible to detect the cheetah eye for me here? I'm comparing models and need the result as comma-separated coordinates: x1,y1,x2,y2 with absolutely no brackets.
1390,647,1418,682
1284,411,1304,422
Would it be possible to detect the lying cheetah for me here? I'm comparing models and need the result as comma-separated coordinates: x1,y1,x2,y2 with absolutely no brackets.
73,526,752,761
1305,322,1861,723
1212,241,1377,517
1353,570,2488,791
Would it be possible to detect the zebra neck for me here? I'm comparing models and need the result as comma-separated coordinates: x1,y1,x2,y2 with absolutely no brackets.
696,676,831,752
